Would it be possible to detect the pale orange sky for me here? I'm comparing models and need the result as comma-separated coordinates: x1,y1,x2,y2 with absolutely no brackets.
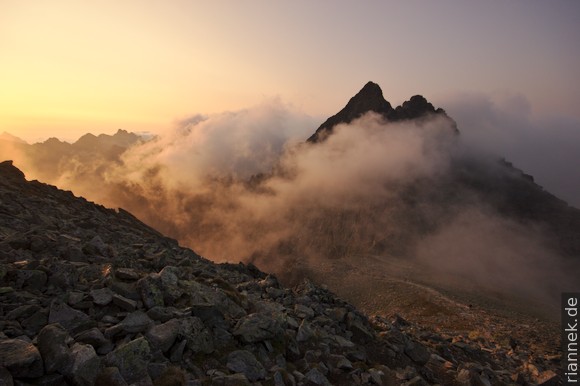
1,1,579,142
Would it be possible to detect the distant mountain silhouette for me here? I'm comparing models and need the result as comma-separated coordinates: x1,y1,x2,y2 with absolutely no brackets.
0,129,143,182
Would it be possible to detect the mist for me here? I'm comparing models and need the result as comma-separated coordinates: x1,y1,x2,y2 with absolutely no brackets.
441,92,580,208
1,97,577,307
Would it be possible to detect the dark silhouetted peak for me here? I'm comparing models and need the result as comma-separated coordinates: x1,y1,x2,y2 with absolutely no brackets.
0,160,25,181
307,82,458,143
395,95,435,119
307,82,394,143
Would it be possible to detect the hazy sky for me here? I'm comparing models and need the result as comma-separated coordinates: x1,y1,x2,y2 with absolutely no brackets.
1,1,579,142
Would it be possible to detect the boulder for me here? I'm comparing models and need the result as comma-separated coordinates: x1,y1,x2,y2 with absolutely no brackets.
233,313,284,343
48,299,93,333
0,339,44,378
145,318,180,353
105,337,151,384
226,350,266,382
37,323,72,374
67,343,101,386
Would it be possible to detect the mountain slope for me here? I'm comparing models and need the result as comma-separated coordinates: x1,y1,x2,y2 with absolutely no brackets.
305,82,580,260
0,161,563,385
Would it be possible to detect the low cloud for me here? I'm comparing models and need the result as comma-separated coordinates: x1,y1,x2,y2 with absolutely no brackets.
442,92,580,208
2,97,577,306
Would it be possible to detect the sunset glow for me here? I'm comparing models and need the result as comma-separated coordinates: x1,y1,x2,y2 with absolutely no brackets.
1,1,579,142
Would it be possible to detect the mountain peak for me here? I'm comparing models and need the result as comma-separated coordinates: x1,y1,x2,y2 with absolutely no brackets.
307,81,393,143
307,82,457,143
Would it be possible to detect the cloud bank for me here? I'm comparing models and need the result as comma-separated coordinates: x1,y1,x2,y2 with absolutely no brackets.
2,95,578,306
442,92,580,208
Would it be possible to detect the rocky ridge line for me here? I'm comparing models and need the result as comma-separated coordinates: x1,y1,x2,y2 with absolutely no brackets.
306,82,457,143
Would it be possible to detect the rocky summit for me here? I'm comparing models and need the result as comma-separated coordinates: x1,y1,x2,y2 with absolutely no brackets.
306,82,457,143
0,160,561,385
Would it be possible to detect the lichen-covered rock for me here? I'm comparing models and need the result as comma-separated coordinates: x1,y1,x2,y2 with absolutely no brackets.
233,312,284,343
137,274,164,309
105,337,151,384
179,317,214,354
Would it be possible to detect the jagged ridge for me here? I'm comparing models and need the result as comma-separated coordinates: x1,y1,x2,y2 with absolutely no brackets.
307,81,457,143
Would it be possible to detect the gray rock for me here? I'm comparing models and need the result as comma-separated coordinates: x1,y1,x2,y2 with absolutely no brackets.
273,371,285,386
297,320,314,342
37,323,72,374
83,235,108,256
95,366,128,386
405,341,430,365
328,354,353,371
402,375,429,386
112,293,138,311
5,305,40,321
75,327,109,349
69,292,87,308
212,373,251,385
346,318,375,344
169,340,186,363
304,368,331,386
294,304,315,319
328,307,347,323
90,287,114,305
137,274,164,309
120,311,154,334
27,373,67,385
105,337,151,384
67,343,101,386
146,306,174,322
15,270,47,291
0,339,44,378
226,350,266,382
179,317,214,354
145,318,180,352
185,280,246,319
48,299,93,333
115,268,141,281
47,262,78,289
233,313,284,343
0,367,13,386
109,280,140,301
21,311,48,334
